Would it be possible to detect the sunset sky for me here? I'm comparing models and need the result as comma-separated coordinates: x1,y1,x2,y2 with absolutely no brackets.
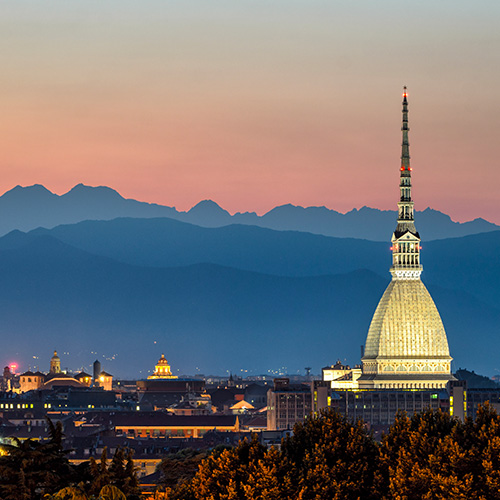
1,1,499,223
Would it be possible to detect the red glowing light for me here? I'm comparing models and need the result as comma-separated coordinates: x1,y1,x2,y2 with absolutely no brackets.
400,166,405,171
9,363,17,373
408,167,412,171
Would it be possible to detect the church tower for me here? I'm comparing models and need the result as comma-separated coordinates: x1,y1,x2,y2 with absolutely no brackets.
50,350,61,374
358,88,455,390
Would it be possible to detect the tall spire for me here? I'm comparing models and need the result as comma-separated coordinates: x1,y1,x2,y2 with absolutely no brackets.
359,87,454,391
390,87,422,280
401,86,410,171
397,86,416,232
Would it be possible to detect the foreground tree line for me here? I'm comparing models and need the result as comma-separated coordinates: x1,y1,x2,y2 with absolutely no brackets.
161,404,500,500
0,419,141,500
1,405,500,499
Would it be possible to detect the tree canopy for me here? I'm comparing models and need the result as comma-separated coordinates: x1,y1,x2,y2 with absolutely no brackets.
2,407,500,499
0,418,140,500
161,404,500,500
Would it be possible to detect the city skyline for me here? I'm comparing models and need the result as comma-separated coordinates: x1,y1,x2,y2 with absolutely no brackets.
1,2,499,223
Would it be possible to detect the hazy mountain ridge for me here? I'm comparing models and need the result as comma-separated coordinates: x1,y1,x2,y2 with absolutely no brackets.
5,217,500,310
0,184,496,241
0,235,497,377
10,218,388,277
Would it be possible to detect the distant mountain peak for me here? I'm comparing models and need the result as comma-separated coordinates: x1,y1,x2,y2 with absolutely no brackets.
188,200,230,216
63,184,124,200
8,184,53,193
265,203,302,214
356,206,390,214
1,184,55,200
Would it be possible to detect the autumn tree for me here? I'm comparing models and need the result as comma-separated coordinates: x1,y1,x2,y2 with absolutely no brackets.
459,402,500,499
157,448,210,490
282,409,381,500
381,409,467,499
165,435,283,500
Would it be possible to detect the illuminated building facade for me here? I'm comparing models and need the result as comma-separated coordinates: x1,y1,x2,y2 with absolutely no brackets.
137,355,204,394
322,361,362,390
74,371,92,387
17,352,115,393
113,412,239,439
147,354,178,379
19,371,45,392
358,88,455,390
95,371,113,391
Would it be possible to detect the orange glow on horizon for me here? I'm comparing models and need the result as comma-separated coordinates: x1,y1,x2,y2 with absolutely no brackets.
0,4,497,227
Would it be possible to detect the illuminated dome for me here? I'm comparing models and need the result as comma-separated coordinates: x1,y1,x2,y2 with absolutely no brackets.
360,277,454,389
364,280,450,359
147,354,178,380
360,279,453,388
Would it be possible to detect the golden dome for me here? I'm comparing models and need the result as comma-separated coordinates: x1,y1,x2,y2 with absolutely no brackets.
364,279,451,359
157,354,168,364
147,354,178,379
359,278,454,389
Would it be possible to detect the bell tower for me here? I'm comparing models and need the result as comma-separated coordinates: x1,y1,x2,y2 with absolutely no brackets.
50,350,61,374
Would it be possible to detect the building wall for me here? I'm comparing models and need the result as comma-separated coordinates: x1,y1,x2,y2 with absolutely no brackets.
333,390,448,426
96,375,113,391
267,379,317,431
115,424,238,439
465,389,500,420
19,375,44,392
267,379,500,430
267,389,312,431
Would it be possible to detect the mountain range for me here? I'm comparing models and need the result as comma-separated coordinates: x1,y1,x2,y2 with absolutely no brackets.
0,184,497,241
4,217,499,310
0,213,498,377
